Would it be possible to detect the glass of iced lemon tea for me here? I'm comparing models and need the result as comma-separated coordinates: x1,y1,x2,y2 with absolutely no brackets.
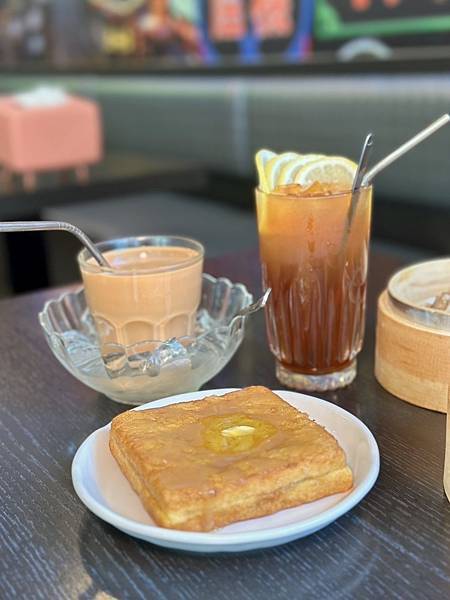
255,151,373,391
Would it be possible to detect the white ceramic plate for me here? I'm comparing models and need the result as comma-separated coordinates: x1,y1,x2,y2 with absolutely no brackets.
72,389,379,553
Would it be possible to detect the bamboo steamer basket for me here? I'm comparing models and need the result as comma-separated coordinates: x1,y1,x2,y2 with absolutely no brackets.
374,258,450,501
375,259,450,413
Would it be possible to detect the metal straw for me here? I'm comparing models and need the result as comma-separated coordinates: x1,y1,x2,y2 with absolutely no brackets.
361,113,450,187
352,133,374,193
0,221,110,267
346,133,374,232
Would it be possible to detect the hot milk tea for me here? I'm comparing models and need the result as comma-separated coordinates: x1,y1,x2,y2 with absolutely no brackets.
79,237,204,348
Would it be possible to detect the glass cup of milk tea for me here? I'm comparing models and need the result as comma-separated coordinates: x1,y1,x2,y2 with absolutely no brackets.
78,235,204,352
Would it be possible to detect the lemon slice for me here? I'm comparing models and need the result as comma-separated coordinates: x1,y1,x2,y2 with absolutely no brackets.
264,152,298,191
294,156,357,188
255,149,276,192
277,154,325,186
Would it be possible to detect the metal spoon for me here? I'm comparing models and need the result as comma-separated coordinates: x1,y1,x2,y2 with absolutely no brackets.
0,220,110,267
237,288,271,317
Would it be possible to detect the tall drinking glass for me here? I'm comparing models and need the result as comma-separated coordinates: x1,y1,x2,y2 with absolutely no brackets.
256,186,372,391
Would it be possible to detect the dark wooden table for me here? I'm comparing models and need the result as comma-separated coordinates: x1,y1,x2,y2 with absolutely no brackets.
0,248,449,599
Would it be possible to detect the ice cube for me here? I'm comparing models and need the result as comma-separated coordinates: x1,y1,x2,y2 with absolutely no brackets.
143,338,190,376
431,291,450,312
273,183,305,196
61,330,105,376
273,182,349,197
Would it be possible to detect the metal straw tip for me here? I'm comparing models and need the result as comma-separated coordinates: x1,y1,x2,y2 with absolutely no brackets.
352,132,374,193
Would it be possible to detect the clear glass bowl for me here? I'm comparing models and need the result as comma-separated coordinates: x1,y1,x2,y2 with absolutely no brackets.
39,274,253,405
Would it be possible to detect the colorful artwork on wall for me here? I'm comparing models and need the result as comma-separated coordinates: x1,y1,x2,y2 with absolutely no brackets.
314,0,450,60
316,0,450,39
0,0,314,67
0,1,449,69
0,0,52,64
203,0,313,63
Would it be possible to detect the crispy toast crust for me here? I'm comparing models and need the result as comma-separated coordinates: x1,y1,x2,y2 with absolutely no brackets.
110,386,353,531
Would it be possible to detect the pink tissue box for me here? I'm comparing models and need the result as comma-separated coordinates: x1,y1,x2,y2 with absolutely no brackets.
0,95,102,187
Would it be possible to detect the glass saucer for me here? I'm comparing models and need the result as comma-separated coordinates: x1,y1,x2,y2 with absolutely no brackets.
39,274,253,405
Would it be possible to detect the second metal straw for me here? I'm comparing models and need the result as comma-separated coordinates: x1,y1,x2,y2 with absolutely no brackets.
362,113,450,187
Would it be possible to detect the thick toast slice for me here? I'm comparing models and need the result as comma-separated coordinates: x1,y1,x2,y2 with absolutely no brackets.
110,386,353,531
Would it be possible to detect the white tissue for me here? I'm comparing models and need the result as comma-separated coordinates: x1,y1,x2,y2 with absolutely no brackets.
14,86,68,109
